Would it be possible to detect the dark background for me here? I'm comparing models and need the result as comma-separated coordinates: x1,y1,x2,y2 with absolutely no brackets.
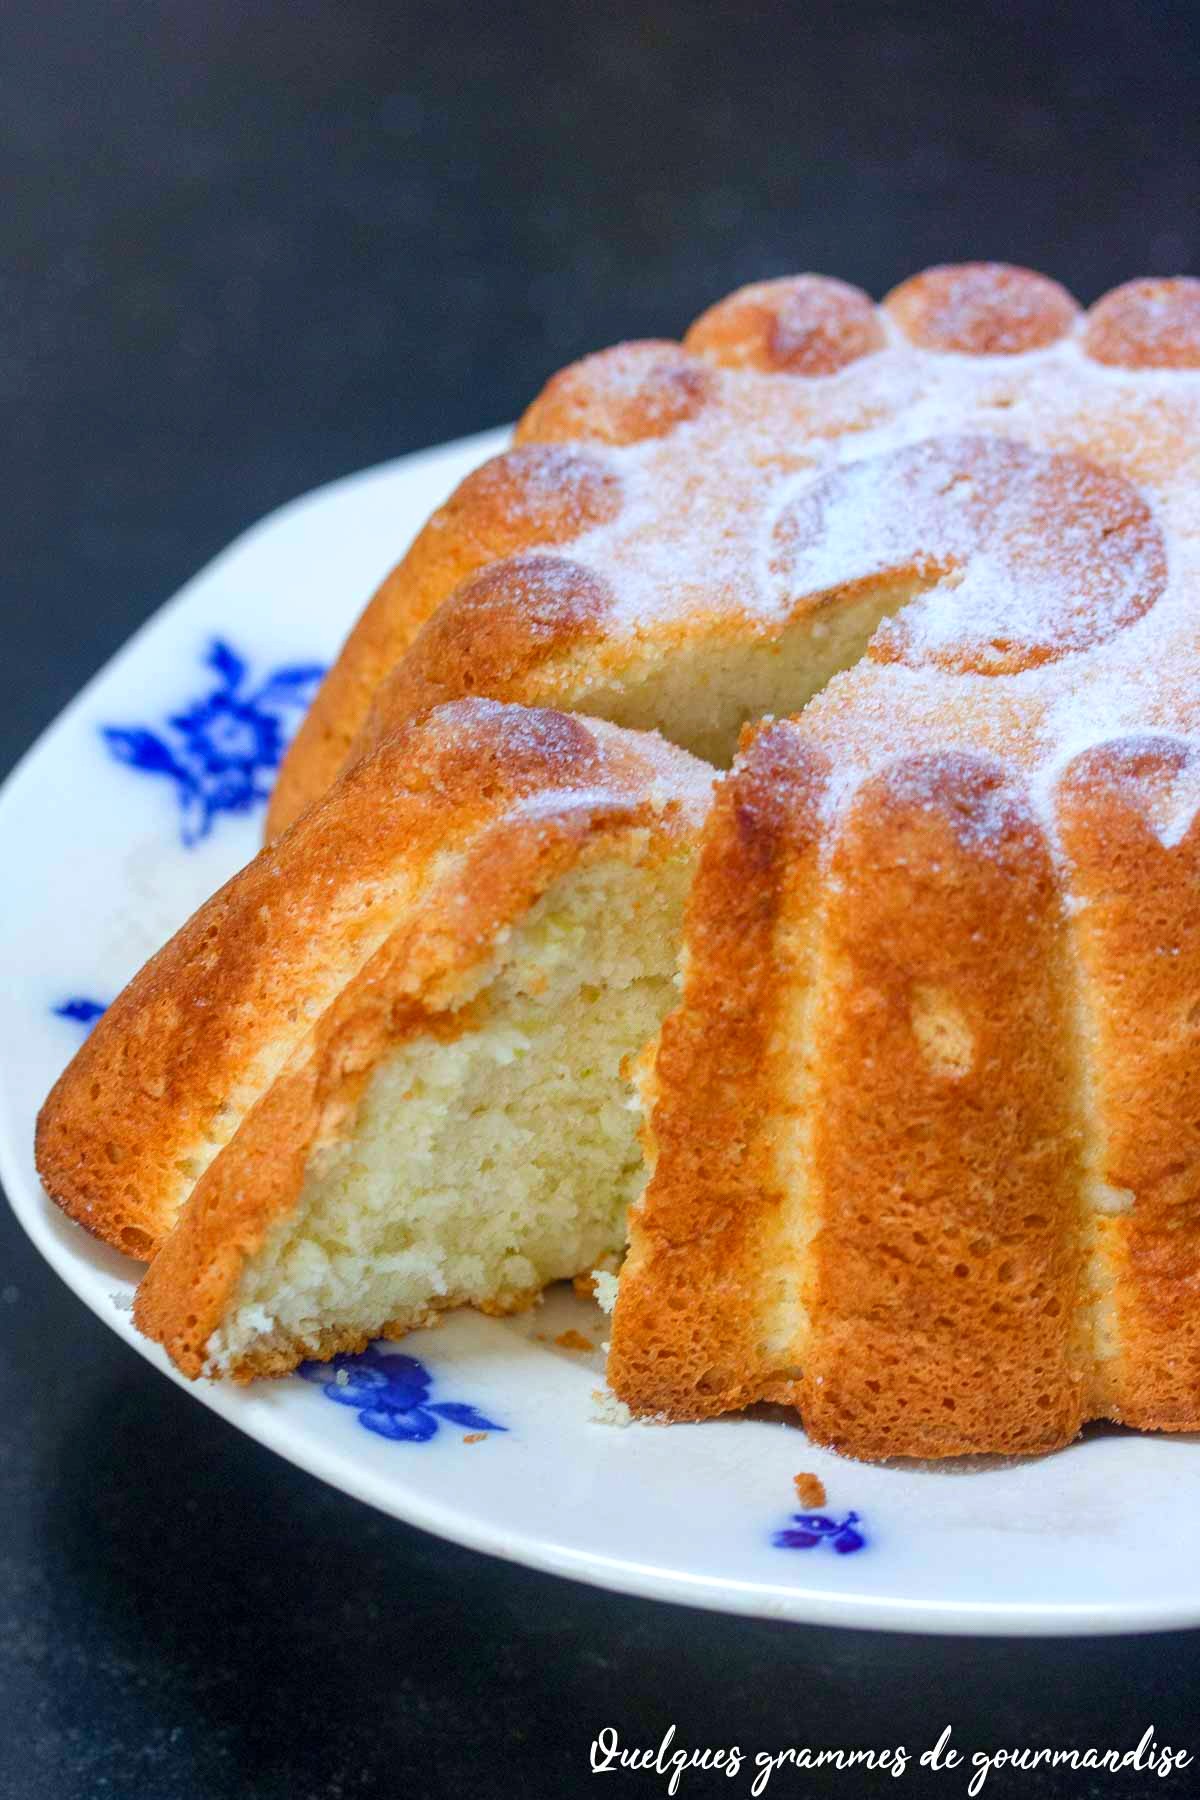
4,2,1200,1795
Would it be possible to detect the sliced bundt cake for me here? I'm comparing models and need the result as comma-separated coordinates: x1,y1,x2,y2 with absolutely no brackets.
37,700,711,1375
39,264,1200,1457
289,264,1200,1456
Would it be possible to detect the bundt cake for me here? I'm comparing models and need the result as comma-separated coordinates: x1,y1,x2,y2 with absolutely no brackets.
37,262,1200,1458
267,266,1199,833
37,700,710,1375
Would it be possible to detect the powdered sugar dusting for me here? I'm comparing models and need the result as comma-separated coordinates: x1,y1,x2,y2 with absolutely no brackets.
497,443,621,533
886,263,1079,356
1084,278,1200,371
514,295,1200,850
772,433,1166,673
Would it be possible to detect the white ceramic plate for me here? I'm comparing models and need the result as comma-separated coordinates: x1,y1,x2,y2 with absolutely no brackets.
5,427,1200,1638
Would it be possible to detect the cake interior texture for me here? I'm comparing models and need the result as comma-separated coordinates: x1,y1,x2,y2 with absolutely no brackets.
207,854,689,1373
553,575,929,769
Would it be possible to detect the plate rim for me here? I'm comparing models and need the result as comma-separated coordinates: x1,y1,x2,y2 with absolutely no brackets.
4,427,1200,1640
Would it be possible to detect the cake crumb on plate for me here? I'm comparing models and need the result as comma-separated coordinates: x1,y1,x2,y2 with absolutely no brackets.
555,1329,594,1352
590,1388,634,1427
793,1472,826,1507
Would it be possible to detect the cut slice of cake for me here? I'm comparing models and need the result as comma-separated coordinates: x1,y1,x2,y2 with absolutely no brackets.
36,700,711,1377
41,264,1200,1458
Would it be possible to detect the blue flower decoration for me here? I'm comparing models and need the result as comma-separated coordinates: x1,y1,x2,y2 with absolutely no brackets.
298,1345,505,1443
54,997,108,1028
773,1511,866,1555
102,640,324,844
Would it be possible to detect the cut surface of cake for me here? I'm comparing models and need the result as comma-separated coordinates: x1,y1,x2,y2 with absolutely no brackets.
279,264,1200,1457
39,263,1200,1457
37,700,711,1376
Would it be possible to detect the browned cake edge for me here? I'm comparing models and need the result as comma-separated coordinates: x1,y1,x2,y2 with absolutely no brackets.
1057,736,1200,1432
611,718,1200,1455
264,442,623,836
134,801,695,1379
37,700,711,1264
607,721,828,1422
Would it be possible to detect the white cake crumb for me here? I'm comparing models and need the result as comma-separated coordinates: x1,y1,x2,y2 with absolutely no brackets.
590,1386,634,1427
592,1269,620,1314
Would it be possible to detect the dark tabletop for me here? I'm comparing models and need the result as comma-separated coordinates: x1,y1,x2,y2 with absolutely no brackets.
5,3,1200,1796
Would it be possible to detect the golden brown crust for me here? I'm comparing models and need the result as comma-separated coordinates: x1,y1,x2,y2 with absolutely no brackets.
685,275,884,374
38,701,711,1265
611,737,1094,1458
515,341,714,445
795,754,1089,1458
1083,278,1200,369
608,722,828,1419
265,445,621,837
1057,738,1200,1430
884,262,1080,353
353,554,614,755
